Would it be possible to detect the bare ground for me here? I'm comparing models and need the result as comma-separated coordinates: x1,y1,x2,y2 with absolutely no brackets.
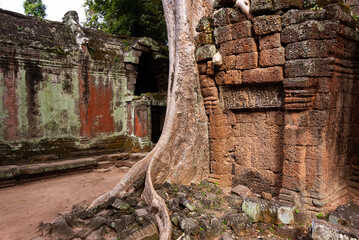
0,166,128,240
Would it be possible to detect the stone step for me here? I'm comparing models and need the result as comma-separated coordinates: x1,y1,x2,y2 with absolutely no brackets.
0,151,150,188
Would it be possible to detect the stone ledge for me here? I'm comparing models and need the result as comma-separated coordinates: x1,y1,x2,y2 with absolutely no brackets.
0,152,149,188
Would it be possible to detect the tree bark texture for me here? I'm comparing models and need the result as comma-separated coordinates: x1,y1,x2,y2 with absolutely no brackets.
89,1,212,239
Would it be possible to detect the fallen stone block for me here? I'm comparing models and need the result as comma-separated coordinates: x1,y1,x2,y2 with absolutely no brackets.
311,218,359,240
329,202,359,229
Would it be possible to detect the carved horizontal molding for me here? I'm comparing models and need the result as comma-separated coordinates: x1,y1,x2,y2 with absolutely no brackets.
219,84,284,109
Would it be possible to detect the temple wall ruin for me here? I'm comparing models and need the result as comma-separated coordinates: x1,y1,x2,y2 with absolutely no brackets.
196,1,359,212
0,9,168,165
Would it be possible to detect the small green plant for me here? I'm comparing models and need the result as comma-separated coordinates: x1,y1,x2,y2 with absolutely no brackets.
317,213,324,218
17,27,23,31
352,14,359,21
222,220,227,225
295,209,299,213
200,227,204,231
278,223,283,227
172,188,178,192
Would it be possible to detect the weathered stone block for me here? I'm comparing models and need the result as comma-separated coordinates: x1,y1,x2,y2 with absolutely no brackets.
285,39,336,60
209,125,232,139
253,15,282,36
232,184,252,198
214,25,233,44
196,45,217,61
215,70,242,85
328,202,359,229
220,85,284,109
281,20,338,44
195,33,214,45
242,66,283,83
231,21,252,40
259,47,285,67
219,55,236,71
272,0,303,11
232,38,257,54
214,8,246,27
219,41,234,56
210,114,231,127
284,58,335,78
259,33,281,50
282,9,327,27
250,0,273,13
199,75,216,88
311,219,359,240
235,52,258,70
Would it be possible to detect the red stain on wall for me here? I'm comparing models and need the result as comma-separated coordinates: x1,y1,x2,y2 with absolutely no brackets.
134,105,147,137
2,63,19,141
78,53,115,138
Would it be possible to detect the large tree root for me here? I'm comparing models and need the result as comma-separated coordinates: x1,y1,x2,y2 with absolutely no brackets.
87,148,173,239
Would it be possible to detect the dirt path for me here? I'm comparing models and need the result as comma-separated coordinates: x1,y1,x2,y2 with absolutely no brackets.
0,166,128,240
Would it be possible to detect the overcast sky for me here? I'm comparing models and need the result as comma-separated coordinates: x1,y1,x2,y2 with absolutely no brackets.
0,0,86,23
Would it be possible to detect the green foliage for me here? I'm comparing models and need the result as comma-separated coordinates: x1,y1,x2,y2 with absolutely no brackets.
23,0,46,18
84,0,167,44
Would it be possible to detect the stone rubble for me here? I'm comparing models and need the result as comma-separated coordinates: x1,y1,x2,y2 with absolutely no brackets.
36,180,359,240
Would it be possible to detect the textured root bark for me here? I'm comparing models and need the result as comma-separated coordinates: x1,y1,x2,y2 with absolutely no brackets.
88,1,212,239
87,151,154,210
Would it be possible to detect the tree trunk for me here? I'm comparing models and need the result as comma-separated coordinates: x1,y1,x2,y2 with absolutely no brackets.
89,0,212,239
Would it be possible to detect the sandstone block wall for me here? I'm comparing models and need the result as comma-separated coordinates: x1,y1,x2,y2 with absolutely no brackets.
0,10,168,165
196,1,359,212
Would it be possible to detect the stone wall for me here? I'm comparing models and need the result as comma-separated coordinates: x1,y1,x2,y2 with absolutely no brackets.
0,9,168,165
196,1,359,212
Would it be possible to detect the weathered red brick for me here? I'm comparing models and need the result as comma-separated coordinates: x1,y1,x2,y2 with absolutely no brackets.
253,15,282,36
284,58,335,78
199,75,216,88
214,25,233,44
209,125,232,139
282,9,327,27
215,70,242,85
219,55,236,71
231,21,252,40
210,114,231,127
196,45,217,61
285,39,335,60
214,8,246,27
219,41,234,56
259,47,285,67
259,33,281,50
235,52,258,70
281,20,338,44
242,66,283,83
251,0,273,13
233,38,257,54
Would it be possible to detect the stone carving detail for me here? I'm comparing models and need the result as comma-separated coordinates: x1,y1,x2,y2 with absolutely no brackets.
219,85,284,109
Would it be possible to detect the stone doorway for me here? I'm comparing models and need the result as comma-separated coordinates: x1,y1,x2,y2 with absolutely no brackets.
151,106,166,143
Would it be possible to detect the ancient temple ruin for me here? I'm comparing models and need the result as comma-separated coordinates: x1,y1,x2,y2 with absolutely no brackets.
195,0,359,213
0,10,168,166
1,0,359,217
